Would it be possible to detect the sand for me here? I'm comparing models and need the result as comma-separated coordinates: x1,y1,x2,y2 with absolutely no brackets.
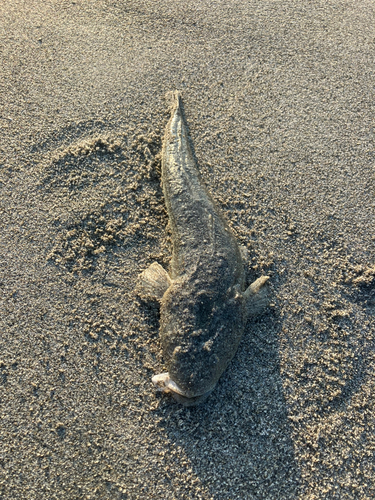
1,0,374,498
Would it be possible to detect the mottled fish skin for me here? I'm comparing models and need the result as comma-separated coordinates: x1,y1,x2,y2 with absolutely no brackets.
139,92,269,405
161,93,244,283
160,92,247,399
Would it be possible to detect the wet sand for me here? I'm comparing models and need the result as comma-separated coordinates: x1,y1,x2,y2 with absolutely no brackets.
1,1,374,498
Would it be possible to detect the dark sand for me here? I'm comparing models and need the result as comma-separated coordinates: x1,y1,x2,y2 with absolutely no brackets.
1,1,374,498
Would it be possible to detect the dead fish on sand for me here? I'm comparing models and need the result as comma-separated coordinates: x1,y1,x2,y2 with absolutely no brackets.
138,92,269,406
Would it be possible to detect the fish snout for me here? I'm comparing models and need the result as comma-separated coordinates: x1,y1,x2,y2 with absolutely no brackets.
151,372,214,406
152,372,186,395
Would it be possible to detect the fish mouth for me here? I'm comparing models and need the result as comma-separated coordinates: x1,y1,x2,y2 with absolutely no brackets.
152,372,213,406
152,372,187,395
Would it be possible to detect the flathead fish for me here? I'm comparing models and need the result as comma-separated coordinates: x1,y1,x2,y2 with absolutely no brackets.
138,92,269,405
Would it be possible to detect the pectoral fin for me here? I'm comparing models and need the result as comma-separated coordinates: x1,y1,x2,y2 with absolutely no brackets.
243,276,270,317
137,262,172,301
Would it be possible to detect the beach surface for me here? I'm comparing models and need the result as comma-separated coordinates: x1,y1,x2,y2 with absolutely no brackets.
1,1,374,498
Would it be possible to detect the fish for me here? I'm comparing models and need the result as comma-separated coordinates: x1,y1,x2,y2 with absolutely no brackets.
138,91,269,406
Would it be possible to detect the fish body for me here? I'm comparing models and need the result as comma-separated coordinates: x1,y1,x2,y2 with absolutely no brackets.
138,92,269,405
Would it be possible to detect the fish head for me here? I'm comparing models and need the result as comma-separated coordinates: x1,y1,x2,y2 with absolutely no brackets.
157,278,245,403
